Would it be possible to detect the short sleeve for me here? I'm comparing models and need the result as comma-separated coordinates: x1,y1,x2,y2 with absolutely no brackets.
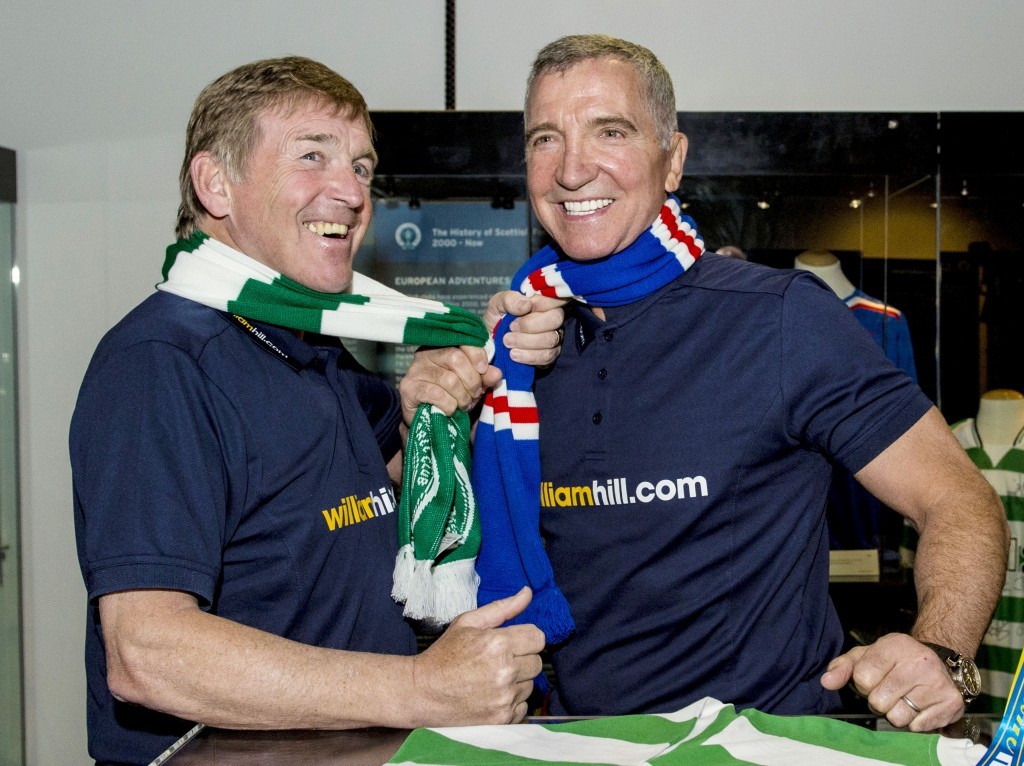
71,340,243,606
780,275,932,474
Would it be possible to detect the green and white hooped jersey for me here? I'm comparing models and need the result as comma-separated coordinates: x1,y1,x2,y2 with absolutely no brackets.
386,697,984,766
901,418,1024,713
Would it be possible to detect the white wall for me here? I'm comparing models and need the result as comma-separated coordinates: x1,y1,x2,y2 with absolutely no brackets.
2,1,1022,763
2,3,446,764
458,0,1024,112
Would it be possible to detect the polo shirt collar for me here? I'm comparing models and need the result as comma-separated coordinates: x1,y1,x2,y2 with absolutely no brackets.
572,274,686,353
220,311,321,372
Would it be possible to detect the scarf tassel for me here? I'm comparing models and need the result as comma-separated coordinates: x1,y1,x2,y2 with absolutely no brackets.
391,547,480,626
393,405,481,626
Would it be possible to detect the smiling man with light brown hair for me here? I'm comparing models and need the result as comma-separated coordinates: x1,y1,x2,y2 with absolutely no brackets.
71,55,564,766
517,33,1005,733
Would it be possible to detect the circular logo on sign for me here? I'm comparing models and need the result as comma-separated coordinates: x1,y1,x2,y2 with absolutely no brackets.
395,222,422,251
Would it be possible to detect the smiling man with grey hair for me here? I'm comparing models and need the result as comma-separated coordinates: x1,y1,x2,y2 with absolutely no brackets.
514,33,1006,733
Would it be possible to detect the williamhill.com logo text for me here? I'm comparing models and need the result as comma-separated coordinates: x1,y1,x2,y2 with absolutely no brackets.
540,476,708,508
322,485,396,530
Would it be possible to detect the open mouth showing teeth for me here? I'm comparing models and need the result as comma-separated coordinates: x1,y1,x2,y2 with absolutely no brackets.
306,222,350,238
563,199,613,216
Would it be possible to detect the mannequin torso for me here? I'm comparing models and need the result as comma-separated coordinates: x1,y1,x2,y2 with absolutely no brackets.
975,389,1024,454
793,250,856,300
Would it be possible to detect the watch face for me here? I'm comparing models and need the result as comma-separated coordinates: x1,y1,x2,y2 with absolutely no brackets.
961,658,982,697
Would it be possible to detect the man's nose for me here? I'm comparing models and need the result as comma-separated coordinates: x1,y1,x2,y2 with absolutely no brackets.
327,164,367,205
556,139,596,190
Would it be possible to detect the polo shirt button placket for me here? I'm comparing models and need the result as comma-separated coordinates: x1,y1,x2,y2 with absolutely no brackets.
595,327,612,425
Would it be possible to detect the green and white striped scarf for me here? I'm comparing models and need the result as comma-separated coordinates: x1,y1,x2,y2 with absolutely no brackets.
159,232,490,625
386,697,986,766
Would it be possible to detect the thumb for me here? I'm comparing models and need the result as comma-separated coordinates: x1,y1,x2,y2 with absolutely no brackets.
483,291,529,333
458,587,532,629
820,654,855,691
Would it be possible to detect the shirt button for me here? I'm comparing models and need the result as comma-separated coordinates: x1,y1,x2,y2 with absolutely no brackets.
597,368,608,380
603,329,615,342
592,412,603,425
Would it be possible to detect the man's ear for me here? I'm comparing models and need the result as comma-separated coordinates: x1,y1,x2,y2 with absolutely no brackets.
191,151,232,219
663,132,688,193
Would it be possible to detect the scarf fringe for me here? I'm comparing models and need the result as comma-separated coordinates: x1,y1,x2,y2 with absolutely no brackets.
392,545,479,626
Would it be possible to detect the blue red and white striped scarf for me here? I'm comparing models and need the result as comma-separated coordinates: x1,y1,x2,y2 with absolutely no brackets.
472,195,704,644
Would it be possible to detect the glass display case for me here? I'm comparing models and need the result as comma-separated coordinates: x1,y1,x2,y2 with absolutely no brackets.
360,111,1024,711
0,146,24,766
363,110,1024,404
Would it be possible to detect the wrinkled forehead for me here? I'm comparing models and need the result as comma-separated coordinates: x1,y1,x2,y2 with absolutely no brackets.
529,56,639,99
527,58,647,117
525,60,655,141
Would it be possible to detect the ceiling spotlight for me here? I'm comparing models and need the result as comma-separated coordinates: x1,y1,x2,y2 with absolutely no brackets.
961,180,969,197
849,199,862,209
867,183,876,198
756,199,770,210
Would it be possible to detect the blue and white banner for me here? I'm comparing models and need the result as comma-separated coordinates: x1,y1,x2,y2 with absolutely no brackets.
977,650,1024,765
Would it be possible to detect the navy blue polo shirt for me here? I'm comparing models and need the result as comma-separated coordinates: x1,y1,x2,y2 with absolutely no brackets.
71,291,415,766
534,254,932,717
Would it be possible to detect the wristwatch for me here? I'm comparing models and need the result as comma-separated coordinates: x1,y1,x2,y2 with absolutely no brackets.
923,642,982,706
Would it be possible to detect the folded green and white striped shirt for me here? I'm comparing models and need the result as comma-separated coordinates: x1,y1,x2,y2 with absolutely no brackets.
387,698,985,766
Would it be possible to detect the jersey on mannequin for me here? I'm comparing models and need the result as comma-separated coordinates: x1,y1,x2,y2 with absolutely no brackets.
900,388,1024,711
792,251,916,379
970,389,1024,711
